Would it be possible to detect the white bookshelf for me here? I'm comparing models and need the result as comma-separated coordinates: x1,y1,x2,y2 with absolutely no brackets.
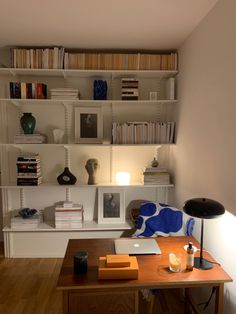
0,66,177,257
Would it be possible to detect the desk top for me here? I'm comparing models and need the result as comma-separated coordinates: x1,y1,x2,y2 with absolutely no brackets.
57,236,232,291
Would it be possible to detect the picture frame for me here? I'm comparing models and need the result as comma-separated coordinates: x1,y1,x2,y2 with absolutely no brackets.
75,107,103,143
98,188,125,224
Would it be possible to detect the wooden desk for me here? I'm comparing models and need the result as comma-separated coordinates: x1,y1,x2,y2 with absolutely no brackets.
56,236,232,314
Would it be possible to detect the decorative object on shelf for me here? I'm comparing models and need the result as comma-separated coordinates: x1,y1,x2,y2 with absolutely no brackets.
17,207,38,219
98,188,125,224
151,157,159,167
115,172,130,185
183,198,225,270
20,112,36,134
57,167,77,185
93,80,107,100
85,158,99,185
74,251,88,274
53,129,65,144
75,107,103,143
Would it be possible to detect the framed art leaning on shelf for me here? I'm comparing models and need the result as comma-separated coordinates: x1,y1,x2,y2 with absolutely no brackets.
98,188,125,224
75,107,103,143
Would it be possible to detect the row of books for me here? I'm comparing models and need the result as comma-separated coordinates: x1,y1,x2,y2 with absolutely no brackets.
10,47,178,71
112,121,175,144
16,153,42,186
143,167,170,185
9,82,47,99
64,52,178,71
11,47,65,69
50,88,80,100
121,78,139,100
14,134,47,144
55,202,83,228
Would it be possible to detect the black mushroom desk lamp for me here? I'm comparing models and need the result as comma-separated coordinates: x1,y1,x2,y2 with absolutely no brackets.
183,198,225,270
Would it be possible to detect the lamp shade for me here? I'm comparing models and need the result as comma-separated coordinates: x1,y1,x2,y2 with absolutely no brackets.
183,198,225,219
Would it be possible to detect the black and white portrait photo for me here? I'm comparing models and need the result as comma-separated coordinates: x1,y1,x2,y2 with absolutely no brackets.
98,188,125,224
75,107,103,143
103,193,120,218
80,113,97,138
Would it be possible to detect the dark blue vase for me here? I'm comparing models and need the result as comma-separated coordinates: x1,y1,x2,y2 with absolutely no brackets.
93,80,107,100
20,112,36,134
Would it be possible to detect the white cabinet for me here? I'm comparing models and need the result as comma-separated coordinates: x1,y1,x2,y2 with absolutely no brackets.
0,68,177,257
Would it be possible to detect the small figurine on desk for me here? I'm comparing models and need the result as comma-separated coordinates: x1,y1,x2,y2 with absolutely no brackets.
151,157,159,167
85,158,99,185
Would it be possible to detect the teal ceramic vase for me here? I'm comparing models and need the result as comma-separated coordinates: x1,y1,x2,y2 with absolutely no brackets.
20,112,36,134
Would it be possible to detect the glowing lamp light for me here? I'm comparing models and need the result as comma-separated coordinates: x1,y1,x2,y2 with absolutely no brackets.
116,172,130,185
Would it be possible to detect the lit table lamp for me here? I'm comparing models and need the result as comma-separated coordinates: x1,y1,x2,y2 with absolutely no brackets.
183,198,225,270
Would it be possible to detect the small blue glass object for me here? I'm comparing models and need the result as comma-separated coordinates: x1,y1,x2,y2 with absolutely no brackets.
18,207,37,218
93,80,107,100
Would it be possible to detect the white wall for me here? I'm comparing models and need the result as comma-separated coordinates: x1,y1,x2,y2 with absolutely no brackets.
173,0,236,312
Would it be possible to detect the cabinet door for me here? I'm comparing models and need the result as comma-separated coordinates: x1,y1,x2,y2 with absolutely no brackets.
68,290,138,314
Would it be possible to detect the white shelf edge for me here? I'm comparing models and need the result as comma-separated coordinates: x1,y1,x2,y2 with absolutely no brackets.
0,67,178,78
0,98,177,104
0,143,174,147
3,219,133,232
0,183,174,189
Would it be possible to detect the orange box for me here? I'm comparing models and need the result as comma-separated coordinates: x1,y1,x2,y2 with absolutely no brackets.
98,256,139,280
106,254,131,267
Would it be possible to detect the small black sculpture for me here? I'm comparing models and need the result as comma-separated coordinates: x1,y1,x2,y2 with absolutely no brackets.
57,167,77,185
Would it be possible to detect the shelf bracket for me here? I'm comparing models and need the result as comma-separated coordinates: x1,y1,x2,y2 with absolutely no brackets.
20,188,26,209
63,145,70,168
62,70,67,79
66,188,71,202
9,69,16,77
62,102,70,144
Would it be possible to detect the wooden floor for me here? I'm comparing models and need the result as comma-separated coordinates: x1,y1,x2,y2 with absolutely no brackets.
0,242,190,314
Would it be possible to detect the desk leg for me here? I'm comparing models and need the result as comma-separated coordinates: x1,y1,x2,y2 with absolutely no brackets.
215,284,224,314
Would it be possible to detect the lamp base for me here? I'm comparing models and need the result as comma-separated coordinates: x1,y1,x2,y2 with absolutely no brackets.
194,257,213,270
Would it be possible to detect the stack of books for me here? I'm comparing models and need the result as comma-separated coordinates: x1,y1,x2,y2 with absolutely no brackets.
14,134,47,144
143,167,170,185
55,202,83,229
121,78,139,100
16,153,42,186
50,88,80,100
11,211,42,229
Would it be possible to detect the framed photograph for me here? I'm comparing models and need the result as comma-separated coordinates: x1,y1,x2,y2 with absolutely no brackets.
98,188,125,224
75,107,103,143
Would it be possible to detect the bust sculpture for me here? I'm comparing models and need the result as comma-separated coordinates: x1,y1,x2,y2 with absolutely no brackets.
85,158,99,185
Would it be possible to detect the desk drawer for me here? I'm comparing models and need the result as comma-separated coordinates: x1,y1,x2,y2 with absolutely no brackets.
67,289,138,314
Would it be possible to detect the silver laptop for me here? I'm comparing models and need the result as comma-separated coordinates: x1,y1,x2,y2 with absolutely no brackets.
114,238,161,255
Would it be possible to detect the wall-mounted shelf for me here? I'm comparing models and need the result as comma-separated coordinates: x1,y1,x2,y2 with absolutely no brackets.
0,183,174,189
0,68,178,79
3,219,133,232
0,98,177,105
